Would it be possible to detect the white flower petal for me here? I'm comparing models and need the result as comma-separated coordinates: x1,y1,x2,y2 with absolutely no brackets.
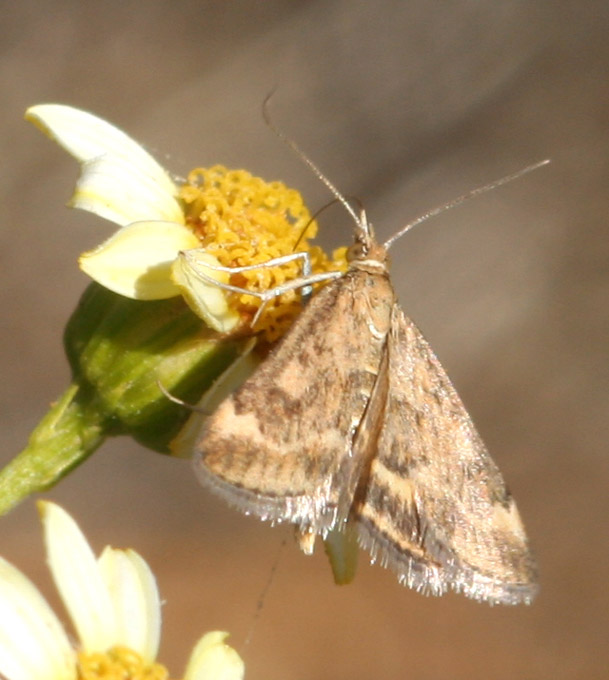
25,104,177,194
172,250,240,333
70,156,184,227
25,104,182,226
0,558,76,680
98,547,161,663
40,501,118,653
79,220,200,299
184,632,244,680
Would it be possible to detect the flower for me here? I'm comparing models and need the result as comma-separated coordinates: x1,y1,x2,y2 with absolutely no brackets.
25,103,232,333
26,104,346,340
0,104,347,517
0,502,244,680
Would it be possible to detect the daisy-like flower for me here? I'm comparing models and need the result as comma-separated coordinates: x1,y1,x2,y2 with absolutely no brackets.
0,105,346,516
0,501,244,680
26,104,346,340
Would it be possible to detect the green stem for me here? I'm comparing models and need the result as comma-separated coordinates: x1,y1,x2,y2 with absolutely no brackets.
0,382,110,515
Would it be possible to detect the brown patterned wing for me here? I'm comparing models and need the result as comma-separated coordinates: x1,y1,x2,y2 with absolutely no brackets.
353,306,538,604
194,270,394,534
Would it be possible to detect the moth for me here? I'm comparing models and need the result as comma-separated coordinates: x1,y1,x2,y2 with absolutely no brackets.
191,149,542,605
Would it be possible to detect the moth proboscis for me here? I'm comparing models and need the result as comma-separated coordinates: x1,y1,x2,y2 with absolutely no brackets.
191,127,545,605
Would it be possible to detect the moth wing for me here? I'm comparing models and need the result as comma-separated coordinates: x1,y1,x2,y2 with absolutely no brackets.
353,306,538,604
195,271,392,533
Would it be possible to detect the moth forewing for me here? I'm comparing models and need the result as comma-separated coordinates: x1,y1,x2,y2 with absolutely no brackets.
353,306,537,604
195,267,393,534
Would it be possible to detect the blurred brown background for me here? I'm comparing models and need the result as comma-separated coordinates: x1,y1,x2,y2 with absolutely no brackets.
1,2,607,678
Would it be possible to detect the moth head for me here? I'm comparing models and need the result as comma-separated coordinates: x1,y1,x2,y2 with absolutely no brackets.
348,210,388,268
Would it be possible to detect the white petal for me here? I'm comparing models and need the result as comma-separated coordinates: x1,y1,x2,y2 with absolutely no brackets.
79,221,200,299
172,250,240,333
98,547,161,663
184,632,244,680
25,104,182,226
70,156,184,227
40,502,119,653
0,558,76,680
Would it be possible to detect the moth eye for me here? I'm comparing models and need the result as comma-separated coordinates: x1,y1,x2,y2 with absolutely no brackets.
347,242,367,261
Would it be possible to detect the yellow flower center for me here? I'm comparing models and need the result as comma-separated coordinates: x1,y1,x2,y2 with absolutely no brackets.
78,646,169,680
179,165,347,343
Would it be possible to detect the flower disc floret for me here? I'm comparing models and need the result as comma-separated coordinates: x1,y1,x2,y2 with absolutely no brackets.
78,646,168,680
26,104,347,343
180,165,347,341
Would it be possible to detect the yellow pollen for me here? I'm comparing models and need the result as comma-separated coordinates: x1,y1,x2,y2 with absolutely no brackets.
179,165,347,342
78,646,169,680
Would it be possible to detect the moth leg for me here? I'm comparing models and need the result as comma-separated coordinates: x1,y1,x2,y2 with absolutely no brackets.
178,249,342,328
182,250,312,276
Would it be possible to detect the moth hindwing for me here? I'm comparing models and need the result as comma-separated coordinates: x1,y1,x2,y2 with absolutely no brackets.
193,218,538,605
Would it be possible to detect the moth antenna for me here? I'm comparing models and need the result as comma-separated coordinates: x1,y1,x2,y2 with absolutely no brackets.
262,94,366,235
292,200,336,252
383,159,550,250
293,195,366,251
